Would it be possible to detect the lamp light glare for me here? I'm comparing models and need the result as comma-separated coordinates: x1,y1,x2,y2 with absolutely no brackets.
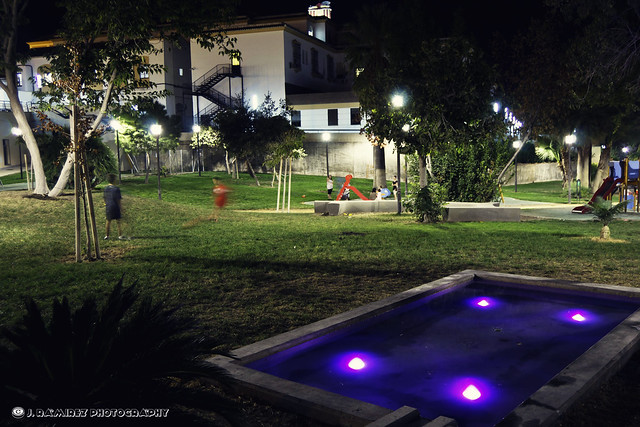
493,102,500,113
110,120,123,132
192,124,201,133
11,127,22,137
565,134,576,145
150,124,162,137
623,146,630,154
477,299,490,307
462,384,482,401
348,357,366,370
391,94,404,108
402,123,411,132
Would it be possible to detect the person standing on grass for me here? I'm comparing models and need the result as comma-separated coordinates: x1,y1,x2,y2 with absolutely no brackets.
327,175,333,199
392,175,398,198
104,173,124,240
210,177,230,222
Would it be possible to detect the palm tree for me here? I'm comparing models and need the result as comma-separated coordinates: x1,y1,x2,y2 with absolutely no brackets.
590,196,626,239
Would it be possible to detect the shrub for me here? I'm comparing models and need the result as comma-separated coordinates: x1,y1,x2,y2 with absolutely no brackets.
403,183,447,222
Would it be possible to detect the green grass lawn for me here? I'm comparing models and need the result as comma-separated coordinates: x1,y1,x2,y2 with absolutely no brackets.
1,172,639,425
0,172,26,185
110,171,379,210
502,180,593,204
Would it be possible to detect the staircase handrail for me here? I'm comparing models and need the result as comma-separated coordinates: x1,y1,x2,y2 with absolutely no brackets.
193,64,234,92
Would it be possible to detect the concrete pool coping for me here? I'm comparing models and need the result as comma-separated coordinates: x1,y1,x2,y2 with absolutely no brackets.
207,270,640,426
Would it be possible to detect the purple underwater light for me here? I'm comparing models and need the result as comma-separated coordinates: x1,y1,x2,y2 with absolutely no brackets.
348,357,366,370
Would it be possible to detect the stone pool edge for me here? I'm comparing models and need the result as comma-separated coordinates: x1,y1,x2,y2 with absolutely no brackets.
206,270,640,427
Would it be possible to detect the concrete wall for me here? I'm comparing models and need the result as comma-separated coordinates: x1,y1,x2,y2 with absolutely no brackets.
293,132,404,181
0,112,23,168
503,162,564,185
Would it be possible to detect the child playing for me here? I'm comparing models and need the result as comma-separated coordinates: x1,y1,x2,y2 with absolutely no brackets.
103,173,124,240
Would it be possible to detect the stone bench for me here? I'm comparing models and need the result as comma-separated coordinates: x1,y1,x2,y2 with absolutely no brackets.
445,206,520,222
314,200,401,216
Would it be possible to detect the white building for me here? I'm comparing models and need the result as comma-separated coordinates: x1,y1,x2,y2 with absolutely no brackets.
0,2,401,182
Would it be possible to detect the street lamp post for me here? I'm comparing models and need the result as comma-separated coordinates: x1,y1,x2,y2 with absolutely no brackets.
512,140,522,193
322,132,330,177
11,127,23,179
150,124,163,200
565,134,577,204
110,120,123,184
392,93,406,215
193,124,202,176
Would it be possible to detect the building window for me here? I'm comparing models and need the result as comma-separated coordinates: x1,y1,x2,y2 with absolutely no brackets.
291,40,301,70
291,110,301,127
136,56,150,81
350,108,361,125
311,48,320,76
327,55,334,81
328,109,338,126
16,73,22,87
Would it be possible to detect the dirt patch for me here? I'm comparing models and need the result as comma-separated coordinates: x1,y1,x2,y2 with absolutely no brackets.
588,237,629,244
61,245,135,263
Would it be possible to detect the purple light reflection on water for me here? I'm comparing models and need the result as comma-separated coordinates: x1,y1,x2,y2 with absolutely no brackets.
348,357,366,370
336,352,376,374
451,377,493,404
470,297,497,309
563,309,595,324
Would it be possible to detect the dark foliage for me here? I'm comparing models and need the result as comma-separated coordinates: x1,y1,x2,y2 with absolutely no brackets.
0,277,238,426
403,183,446,222
36,129,117,188
432,135,511,202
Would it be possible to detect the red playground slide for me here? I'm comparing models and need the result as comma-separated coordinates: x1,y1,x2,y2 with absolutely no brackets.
572,176,623,214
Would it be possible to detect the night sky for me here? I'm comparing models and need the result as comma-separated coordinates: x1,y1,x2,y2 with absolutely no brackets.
21,0,545,51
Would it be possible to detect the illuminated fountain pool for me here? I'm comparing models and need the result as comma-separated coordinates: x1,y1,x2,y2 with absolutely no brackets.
209,271,640,426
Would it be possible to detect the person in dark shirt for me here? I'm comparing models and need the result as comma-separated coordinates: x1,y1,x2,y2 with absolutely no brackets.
103,173,124,239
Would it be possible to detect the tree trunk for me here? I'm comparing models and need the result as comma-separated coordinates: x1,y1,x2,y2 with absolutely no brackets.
80,145,101,259
144,152,150,184
3,80,50,195
81,178,92,260
561,148,571,189
418,155,428,188
71,106,82,262
246,159,260,186
225,151,231,174
373,144,387,188
593,142,611,190
576,144,591,189
48,154,74,197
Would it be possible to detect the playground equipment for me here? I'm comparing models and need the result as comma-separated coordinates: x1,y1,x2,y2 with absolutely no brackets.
335,174,370,201
572,158,638,214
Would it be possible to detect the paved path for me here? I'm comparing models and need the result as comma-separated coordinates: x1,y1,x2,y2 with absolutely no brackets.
0,165,20,177
447,197,640,221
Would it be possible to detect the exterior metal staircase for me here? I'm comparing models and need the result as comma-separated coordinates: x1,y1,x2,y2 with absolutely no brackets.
192,63,241,124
